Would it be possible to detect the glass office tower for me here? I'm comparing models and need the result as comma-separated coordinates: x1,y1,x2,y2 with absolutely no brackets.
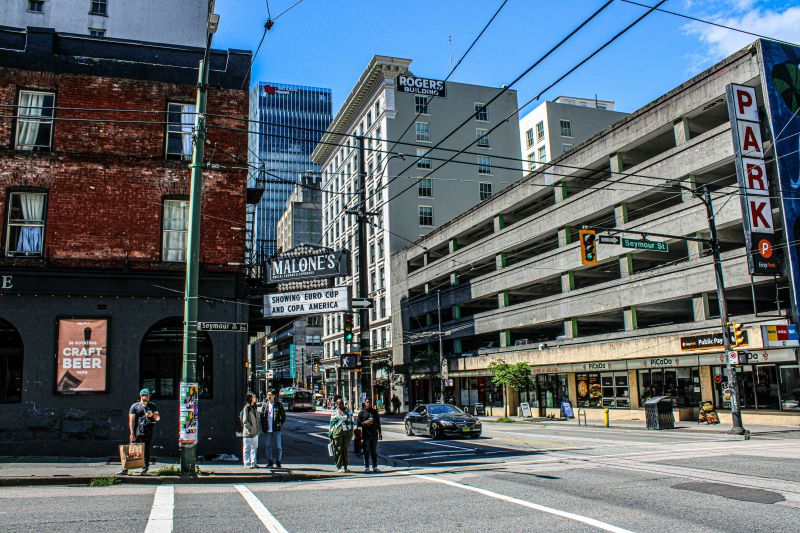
249,82,333,258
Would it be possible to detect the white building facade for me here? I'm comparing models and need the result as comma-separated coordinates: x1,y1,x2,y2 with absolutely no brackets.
311,56,522,383
2,0,209,46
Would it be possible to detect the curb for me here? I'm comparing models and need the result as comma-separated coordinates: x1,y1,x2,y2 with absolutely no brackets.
0,471,341,487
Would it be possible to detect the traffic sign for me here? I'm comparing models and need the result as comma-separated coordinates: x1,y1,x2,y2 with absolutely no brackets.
621,238,669,252
351,297,374,309
598,235,621,245
726,351,739,364
197,322,248,332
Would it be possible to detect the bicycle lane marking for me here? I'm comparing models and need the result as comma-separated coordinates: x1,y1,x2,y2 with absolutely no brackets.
415,474,634,533
235,485,290,533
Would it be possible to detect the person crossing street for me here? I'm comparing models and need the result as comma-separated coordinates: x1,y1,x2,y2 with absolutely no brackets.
357,398,382,473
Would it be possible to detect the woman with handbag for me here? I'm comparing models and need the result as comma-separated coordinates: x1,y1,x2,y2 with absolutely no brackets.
328,395,354,473
241,393,260,468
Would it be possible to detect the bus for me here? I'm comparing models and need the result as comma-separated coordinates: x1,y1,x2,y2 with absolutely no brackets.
279,387,314,411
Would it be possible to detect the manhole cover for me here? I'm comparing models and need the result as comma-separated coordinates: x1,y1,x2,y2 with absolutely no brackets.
674,482,784,504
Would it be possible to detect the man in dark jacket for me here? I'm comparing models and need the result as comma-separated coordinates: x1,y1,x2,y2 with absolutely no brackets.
357,398,382,473
260,389,286,468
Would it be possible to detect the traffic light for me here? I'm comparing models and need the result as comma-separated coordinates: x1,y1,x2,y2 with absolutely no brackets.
579,229,597,265
727,322,745,347
343,313,354,342
314,362,320,373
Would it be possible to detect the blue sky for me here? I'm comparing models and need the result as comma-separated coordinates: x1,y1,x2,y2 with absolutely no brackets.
214,0,800,118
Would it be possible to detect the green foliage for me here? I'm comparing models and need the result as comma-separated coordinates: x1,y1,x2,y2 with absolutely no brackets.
155,465,180,476
488,359,533,391
90,476,120,487
495,417,516,423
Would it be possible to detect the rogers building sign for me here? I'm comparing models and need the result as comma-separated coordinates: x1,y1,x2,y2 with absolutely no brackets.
397,75,447,97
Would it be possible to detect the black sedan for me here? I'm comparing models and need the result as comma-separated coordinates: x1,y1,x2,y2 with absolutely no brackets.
404,404,482,439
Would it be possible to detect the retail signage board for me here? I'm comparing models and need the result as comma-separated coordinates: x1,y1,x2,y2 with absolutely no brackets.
264,286,350,317
726,82,780,275
762,324,800,347
621,238,668,252
266,248,349,284
680,331,749,351
396,75,446,97
698,348,797,366
626,355,700,369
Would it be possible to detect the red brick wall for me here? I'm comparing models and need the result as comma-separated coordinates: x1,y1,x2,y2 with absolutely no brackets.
0,67,248,272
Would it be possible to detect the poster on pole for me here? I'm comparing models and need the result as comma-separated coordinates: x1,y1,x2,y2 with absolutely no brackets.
56,318,108,393
179,382,199,445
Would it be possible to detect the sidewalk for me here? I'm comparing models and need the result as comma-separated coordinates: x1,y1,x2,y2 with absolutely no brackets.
478,414,800,435
0,457,353,487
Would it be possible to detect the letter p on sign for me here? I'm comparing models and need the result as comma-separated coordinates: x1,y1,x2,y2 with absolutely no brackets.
733,85,758,122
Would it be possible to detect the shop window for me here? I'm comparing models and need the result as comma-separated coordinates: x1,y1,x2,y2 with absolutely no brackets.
162,198,188,262
140,318,213,399
638,368,700,408
712,365,779,410
5,191,47,257
779,365,800,410
166,102,196,160
15,90,55,151
577,371,629,408
485,379,504,407
0,319,23,403
534,373,567,409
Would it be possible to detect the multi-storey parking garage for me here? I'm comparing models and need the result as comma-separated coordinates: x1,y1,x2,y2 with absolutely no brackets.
391,40,800,425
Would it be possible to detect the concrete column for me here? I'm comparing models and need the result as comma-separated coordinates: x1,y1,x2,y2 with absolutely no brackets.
561,272,574,293
449,238,458,254
453,338,463,354
610,152,623,174
624,306,638,331
493,214,505,232
496,252,507,269
554,181,568,203
673,117,690,146
628,369,640,409
619,253,633,278
499,330,511,348
614,203,628,227
558,225,572,247
498,291,509,308
424,282,431,294
681,175,698,203
423,252,430,266
563,317,577,339
693,292,711,321
567,373,578,406
700,366,714,402
452,304,461,320
506,386,520,416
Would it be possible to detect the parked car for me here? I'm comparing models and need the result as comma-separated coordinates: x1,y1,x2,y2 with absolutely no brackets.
404,403,482,439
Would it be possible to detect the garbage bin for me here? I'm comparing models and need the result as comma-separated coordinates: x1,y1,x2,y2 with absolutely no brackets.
645,396,675,430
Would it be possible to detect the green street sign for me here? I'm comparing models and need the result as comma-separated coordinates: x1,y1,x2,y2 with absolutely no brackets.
621,238,669,252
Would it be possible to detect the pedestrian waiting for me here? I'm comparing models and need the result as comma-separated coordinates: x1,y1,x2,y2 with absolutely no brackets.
260,389,286,468
241,392,260,469
328,395,354,473
357,398,382,473
118,388,159,475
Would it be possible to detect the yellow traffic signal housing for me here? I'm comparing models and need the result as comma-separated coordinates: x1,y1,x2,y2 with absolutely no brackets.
726,321,745,347
579,229,597,265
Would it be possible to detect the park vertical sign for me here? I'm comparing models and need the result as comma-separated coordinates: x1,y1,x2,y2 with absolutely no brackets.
726,83,780,276
758,39,800,324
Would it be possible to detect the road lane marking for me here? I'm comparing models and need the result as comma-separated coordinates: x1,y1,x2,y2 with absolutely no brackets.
144,485,173,533
308,432,329,440
235,485,289,533
424,441,474,451
416,474,633,533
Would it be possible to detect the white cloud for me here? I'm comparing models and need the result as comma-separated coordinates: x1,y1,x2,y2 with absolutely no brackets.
682,2,800,70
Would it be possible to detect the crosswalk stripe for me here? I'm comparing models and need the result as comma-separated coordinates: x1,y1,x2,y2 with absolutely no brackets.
144,485,174,533
235,485,290,533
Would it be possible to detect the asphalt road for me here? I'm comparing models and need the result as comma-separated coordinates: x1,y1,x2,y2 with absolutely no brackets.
3,411,800,532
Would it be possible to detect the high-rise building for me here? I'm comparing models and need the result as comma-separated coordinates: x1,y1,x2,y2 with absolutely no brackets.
519,96,627,171
249,82,333,259
1,0,210,47
311,55,522,404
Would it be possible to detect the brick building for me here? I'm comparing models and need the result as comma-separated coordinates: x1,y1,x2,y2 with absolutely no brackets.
0,26,252,456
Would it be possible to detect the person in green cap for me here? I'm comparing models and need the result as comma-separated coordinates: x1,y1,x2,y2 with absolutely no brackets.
118,388,160,475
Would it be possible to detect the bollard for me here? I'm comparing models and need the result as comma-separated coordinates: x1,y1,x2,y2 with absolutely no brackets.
603,408,609,427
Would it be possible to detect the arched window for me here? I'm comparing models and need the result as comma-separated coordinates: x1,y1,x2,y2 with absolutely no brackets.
0,319,23,403
140,318,212,398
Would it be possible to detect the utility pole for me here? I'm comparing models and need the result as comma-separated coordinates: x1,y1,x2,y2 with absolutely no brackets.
438,290,445,403
180,1,219,476
703,186,746,435
356,136,372,404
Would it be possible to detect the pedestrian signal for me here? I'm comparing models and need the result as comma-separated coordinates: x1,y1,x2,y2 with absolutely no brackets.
579,229,597,265
344,313,354,342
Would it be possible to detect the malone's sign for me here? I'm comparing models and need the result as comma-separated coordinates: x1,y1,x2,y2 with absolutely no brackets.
397,75,447,97
266,247,349,284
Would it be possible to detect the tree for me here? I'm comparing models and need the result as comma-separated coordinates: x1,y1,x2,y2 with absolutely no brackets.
488,359,533,417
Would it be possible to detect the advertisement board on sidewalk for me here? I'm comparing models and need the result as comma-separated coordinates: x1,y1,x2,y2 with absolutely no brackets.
56,318,108,393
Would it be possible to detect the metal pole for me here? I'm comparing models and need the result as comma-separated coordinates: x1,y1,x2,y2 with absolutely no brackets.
357,136,371,404
438,290,445,403
703,187,746,435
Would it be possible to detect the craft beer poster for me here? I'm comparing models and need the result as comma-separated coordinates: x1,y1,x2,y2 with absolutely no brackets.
57,319,108,393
